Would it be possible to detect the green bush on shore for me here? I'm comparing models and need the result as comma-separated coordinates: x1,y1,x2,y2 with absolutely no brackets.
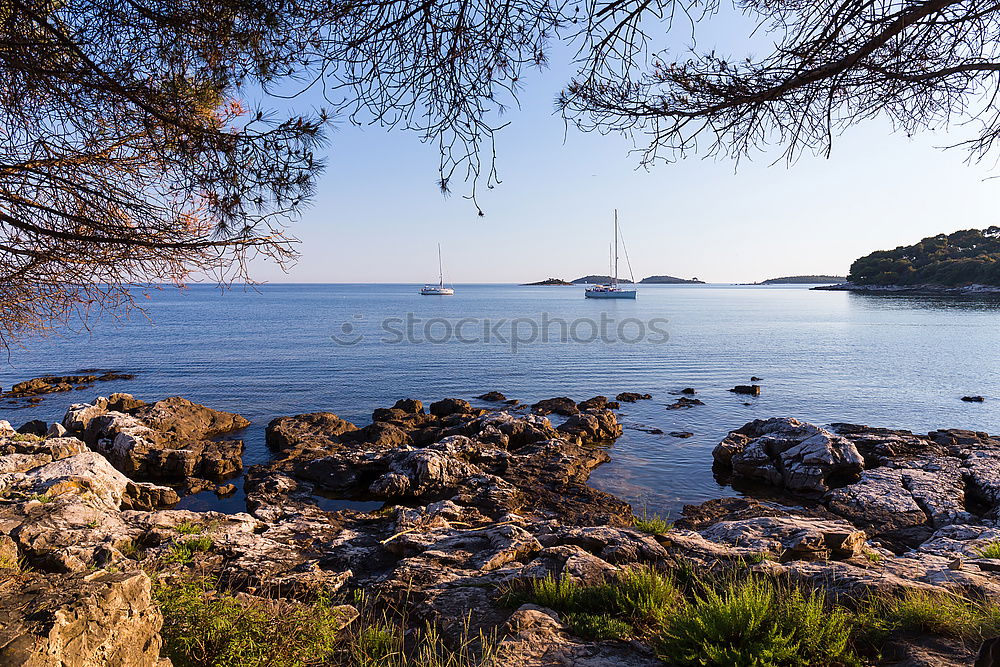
633,510,673,536
503,565,1000,666
153,576,500,667
150,561,1000,666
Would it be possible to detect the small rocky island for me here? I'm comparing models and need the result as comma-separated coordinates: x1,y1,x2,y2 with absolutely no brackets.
2,390,1000,665
758,275,845,284
638,275,705,284
571,274,636,284
523,277,573,286
570,274,705,285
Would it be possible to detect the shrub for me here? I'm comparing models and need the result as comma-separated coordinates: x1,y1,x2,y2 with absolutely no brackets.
154,578,343,667
155,579,502,667
502,566,681,639
165,537,214,565
564,612,634,640
978,541,1000,560
634,510,673,536
861,589,1000,643
655,576,860,667
174,521,204,535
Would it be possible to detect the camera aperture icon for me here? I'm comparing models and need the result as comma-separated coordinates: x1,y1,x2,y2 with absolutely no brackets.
330,314,365,346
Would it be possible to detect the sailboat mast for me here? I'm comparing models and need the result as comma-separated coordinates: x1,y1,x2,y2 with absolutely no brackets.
437,243,444,288
613,210,619,288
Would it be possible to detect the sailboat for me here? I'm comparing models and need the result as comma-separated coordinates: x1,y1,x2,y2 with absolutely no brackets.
585,211,637,299
420,244,455,295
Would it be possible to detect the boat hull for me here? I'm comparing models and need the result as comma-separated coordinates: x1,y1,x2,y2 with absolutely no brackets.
584,290,636,299
420,287,455,295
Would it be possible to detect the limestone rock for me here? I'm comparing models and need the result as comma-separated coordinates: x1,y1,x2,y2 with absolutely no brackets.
714,418,864,493
699,516,866,561
0,571,164,667
265,412,358,455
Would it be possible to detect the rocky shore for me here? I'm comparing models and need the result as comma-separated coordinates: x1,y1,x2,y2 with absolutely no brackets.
814,282,1000,296
2,393,1000,665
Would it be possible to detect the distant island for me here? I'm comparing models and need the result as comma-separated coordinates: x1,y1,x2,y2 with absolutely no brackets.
523,277,573,286
571,275,635,284
639,275,706,285
758,275,845,285
569,274,704,285
815,227,1000,294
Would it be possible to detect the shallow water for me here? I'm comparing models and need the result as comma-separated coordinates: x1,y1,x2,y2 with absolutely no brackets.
2,283,998,516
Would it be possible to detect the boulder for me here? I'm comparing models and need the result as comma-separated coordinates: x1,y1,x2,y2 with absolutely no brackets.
89,412,243,481
557,410,623,443
17,421,48,437
475,392,508,402
265,412,358,455
730,385,762,396
62,399,109,433
531,397,579,416
577,396,609,411
714,418,864,493
699,516,866,561
392,398,424,414
666,397,704,409
616,392,652,402
0,571,164,667
131,396,248,440
106,393,145,413
429,398,473,417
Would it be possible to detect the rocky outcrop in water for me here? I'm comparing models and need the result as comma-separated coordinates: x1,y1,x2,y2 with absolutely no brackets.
63,395,248,482
713,417,865,493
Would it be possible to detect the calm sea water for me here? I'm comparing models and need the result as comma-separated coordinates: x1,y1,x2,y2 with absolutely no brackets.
2,283,999,516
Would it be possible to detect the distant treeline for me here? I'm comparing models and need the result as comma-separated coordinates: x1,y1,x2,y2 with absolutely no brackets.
849,227,1000,286
760,275,844,284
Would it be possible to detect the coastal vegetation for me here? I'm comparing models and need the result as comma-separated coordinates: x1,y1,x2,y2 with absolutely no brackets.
848,228,1000,287
7,391,1000,665
504,567,1000,666
633,510,673,535
759,276,845,285
154,575,500,667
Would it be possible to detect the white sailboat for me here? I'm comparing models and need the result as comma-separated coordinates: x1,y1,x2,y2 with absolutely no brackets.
585,211,637,299
420,244,455,295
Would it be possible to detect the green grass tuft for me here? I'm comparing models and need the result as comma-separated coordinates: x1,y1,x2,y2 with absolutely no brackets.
155,577,343,667
174,520,204,535
863,550,883,564
655,576,860,667
155,577,501,667
165,537,214,565
633,510,673,536
502,566,681,638
860,589,1000,643
978,541,1000,560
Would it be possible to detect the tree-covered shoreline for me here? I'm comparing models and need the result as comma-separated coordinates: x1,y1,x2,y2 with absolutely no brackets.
849,228,1000,286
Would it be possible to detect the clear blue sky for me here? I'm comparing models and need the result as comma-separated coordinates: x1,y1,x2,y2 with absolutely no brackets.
247,13,999,285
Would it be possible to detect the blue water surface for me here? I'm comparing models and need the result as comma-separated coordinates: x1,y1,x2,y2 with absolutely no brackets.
2,283,998,516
